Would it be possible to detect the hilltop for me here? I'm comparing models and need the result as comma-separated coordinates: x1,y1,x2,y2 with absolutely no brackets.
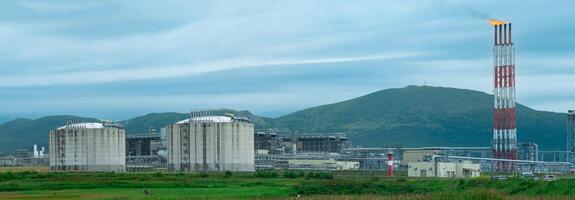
265,86,566,149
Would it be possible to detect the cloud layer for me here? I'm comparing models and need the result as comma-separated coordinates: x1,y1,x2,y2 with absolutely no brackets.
0,0,574,121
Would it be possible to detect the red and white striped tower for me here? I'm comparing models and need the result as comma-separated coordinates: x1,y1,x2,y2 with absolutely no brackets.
387,153,394,177
492,21,517,173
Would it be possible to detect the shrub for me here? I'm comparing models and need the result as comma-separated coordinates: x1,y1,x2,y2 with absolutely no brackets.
255,171,278,178
0,171,43,181
224,171,233,178
306,172,316,178
283,171,298,179
153,172,164,177
0,171,16,180
105,172,116,177
305,172,333,179
317,172,334,180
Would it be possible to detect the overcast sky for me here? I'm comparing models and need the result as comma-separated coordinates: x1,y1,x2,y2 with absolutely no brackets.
0,0,574,122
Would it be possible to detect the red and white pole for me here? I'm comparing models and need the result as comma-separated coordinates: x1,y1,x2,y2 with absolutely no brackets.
387,153,394,177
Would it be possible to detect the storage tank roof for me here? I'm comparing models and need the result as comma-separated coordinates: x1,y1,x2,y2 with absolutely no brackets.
176,116,233,124
57,122,104,130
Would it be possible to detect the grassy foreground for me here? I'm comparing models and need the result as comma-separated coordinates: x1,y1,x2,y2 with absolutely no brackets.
0,170,574,199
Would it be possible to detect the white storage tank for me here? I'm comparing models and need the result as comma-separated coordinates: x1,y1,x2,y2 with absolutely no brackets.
49,122,126,172
165,115,255,172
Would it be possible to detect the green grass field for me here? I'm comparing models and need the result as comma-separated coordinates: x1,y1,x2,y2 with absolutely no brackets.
0,166,48,172
0,170,574,199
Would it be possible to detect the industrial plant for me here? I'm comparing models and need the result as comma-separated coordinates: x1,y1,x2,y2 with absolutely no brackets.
0,19,573,180
165,111,255,172
125,132,165,171
0,145,47,167
3,0,575,198
49,121,126,172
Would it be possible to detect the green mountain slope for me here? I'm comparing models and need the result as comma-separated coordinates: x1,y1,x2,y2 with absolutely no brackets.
122,109,270,134
0,116,98,153
267,86,567,150
122,112,188,134
0,86,568,153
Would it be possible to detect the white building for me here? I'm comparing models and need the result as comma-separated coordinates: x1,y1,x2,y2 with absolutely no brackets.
49,122,126,172
408,161,480,178
33,144,45,158
288,159,360,170
165,115,255,172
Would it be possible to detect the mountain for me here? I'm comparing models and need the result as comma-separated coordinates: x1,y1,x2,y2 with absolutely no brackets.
0,116,99,153
0,86,568,153
0,110,269,153
265,86,567,150
122,109,271,134
122,112,188,134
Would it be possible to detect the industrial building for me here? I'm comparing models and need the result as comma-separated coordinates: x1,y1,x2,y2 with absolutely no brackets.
281,133,349,153
404,150,481,178
288,159,359,171
491,20,518,173
165,112,255,172
49,122,126,172
125,133,166,171
126,134,162,156
253,132,360,170
403,149,441,164
408,161,480,178
33,144,45,158
255,153,359,171
254,129,280,154
0,145,48,167
255,132,349,155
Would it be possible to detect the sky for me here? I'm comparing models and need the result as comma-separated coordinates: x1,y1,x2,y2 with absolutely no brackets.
0,0,574,122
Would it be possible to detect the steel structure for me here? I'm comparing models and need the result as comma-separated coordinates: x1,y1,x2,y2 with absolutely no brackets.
126,155,165,172
126,134,162,156
447,156,571,167
254,130,280,153
517,142,538,161
568,110,575,163
281,133,349,153
448,154,573,173
538,151,575,163
492,22,517,173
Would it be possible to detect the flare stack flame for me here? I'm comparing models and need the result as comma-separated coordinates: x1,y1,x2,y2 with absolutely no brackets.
488,18,507,26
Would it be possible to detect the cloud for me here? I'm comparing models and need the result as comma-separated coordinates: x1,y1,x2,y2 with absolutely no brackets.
18,0,108,14
0,52,420,87
0,0,575,119
0,84,374,119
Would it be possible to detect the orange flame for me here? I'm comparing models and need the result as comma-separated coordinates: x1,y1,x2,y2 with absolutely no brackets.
488,18,507,26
